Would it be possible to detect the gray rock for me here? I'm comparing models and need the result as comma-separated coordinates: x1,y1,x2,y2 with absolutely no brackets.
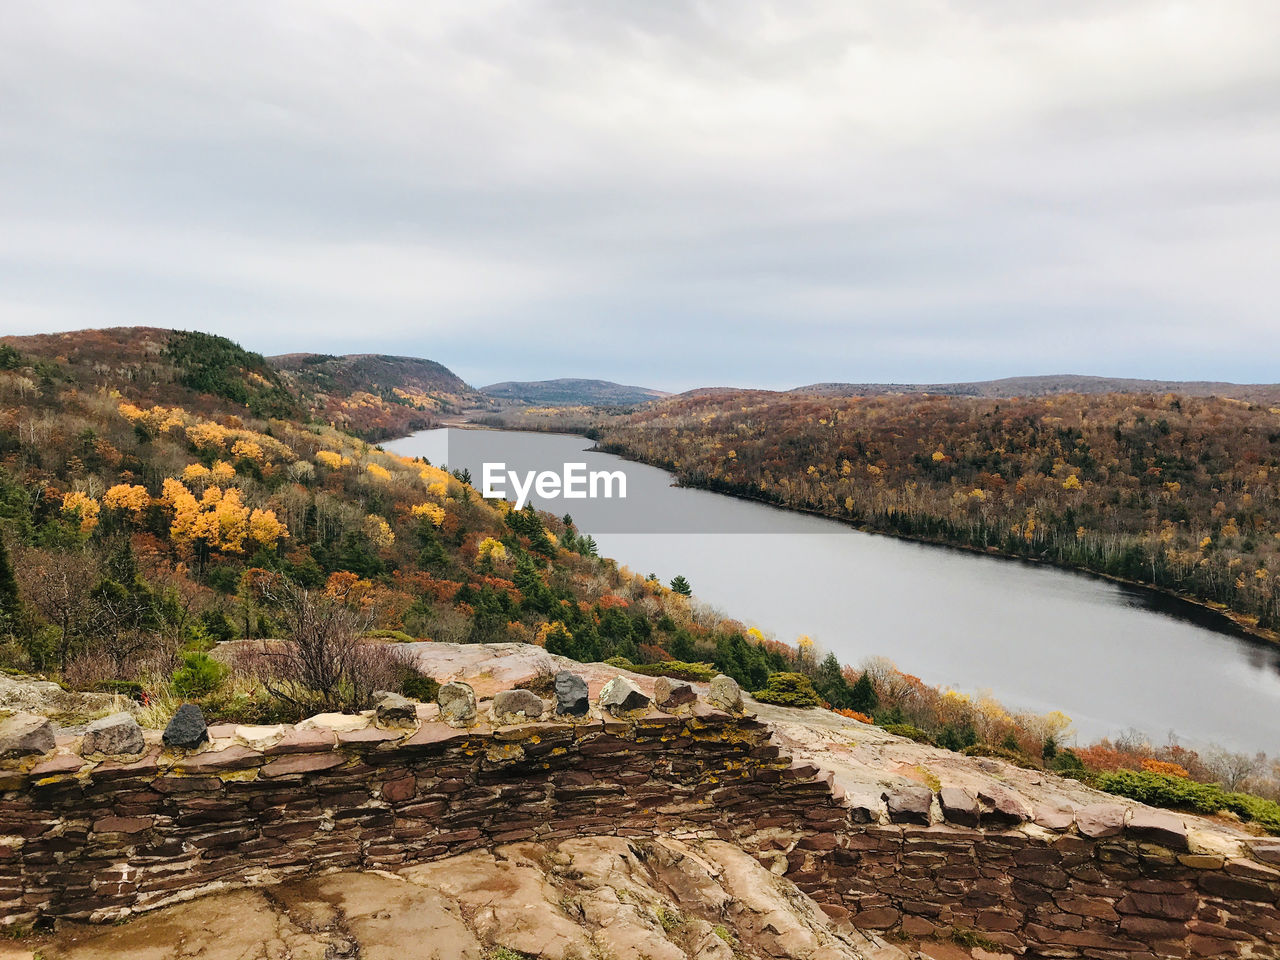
373,692,418,729
1075,803,1126,839
708,675,744,714
977,784,1034,826
81,712,144,757
162,703,209,750
938,786,979,827
0,711,55,758
1127,807,1188,851
652,676,697,710
493,688,545,721
883,785,934,825
599,676,651,715
437,682,477,727
554,671,590,716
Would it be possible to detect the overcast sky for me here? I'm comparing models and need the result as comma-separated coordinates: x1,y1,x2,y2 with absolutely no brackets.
1,2,1278,391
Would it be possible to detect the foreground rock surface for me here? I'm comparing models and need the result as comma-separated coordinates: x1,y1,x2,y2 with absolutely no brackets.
25,836,897,960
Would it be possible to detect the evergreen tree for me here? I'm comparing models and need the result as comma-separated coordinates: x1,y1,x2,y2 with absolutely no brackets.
670,574,692,596
0,538,20,632
849,671,879,714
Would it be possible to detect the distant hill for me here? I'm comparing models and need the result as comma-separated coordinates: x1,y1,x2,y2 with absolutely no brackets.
791,374,1280,404
1,326,302,420
481,378,668,407
271,353,489,440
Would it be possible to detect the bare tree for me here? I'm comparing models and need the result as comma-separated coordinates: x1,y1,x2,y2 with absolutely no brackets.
1204,748,1265,792
14,546,98,672
258,579,403,713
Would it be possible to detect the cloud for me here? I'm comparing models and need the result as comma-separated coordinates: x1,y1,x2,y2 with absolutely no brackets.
1,1,1278,389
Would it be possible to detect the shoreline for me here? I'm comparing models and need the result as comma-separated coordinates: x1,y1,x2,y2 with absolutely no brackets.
404,416,1279,653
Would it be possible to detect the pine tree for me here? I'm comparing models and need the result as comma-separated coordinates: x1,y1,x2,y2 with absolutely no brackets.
850,671,879,714
670,574,692,596
0,538,19,632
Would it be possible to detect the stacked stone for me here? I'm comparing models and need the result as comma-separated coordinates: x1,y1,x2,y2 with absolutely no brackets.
4,677,1280,957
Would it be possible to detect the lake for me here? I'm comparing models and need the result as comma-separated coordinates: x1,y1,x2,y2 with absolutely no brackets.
386,427,1280,754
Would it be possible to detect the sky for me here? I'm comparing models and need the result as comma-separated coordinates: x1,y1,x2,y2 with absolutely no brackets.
1,1,1278,392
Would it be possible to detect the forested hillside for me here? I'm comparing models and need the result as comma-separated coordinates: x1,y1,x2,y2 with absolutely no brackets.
272,352,491,440
0,328,801,723
481,377,667,407
582,390,1280,637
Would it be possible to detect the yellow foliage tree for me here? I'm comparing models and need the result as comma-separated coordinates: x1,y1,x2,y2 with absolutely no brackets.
411,502,446,526
231,439,264,462
315,450,349,470
364,514,395,549
186,422,230,451
103,483,150,517
61,491,100,533
366,463,392,482
477,537,507,563
210,461,236,483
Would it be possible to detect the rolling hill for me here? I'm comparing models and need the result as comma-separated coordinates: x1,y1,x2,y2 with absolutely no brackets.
791,374,1280,403
270,352,491,440
481,377,668,407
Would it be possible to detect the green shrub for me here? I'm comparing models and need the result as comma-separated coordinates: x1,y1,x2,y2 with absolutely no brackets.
604,655,633,669
366,628,417,643
752,672,821,708
171,652,228,698
625,660,717,682
93,680,145,701
401,671,440,703
1095,770,1280,835
961,743,1035,768
1050,748,1086,776
882,722,932,744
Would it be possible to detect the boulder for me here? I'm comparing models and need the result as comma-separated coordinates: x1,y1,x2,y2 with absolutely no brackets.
977,784,1034,826
938,786,979,827
81,712,144,757
884,784,934,825
652,676,697,710
554,671,590,716
162,703,209,750
493,688,545,721
373,692,418,729
0,711,55,758
1076,803,1127,839
1127,807,1188,851
599,676,652,715
437,682,477,727
708,675,744,714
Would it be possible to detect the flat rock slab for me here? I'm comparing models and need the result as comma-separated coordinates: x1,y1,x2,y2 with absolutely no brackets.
265,727,337,755
234,724,286,749
261,752,346,778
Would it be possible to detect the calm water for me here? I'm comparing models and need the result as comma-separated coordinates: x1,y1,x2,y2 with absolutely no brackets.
387,428,1280,753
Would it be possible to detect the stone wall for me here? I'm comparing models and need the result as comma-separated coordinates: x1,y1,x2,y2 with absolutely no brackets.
3,688,1280,958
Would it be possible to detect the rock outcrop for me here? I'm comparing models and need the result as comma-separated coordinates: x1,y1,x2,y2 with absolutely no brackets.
28,836,895,960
